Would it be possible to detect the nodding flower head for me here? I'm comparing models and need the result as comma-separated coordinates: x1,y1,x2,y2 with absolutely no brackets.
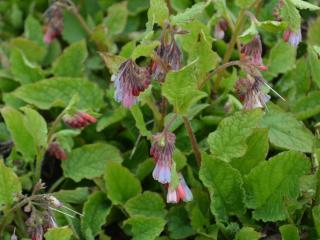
63,111,96,129
150,131,176,184
236,76,270,110
151,34,182,82
214,19,228,40
43,3,63,44
113,59,151,108
241,35,266,69
283,28,302,48
47,141,67,161
166,173,193,203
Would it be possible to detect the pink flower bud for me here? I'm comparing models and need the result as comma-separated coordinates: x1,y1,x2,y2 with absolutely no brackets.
47,142,67,161
63,111,96,129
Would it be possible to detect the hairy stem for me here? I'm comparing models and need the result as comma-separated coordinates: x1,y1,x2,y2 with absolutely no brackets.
183,117,201,166
213,9,246,92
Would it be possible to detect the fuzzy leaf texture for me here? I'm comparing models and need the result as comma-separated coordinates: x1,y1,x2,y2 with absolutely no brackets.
244,151,310,221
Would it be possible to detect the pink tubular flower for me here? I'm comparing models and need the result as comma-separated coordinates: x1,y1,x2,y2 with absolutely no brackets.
236,76,270,110
167,173,193,203
241,35,266,69
113,59,151,108
63,111,96,128
47,141,67,160
43,3,63,44
31,225,43,240
283,28,302,48
151,34,182,82
214,19,228,40
150,131,176,184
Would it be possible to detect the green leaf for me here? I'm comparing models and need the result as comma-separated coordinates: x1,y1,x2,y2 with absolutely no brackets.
257,20,287,32
99,52,126,74
162,62,207,115
52,40,88,77
147,0,169,27
244,151,310,221
53,187,90,204
235,0,256,8
231,129,269,176
125,191,167,218
21,107,47,148
280,224,300,240
239,22,258,44
13,77,104,110
62,143,122,182
267,40,296,78
260,105,314,153
307,46,320,88
0,161,22,207
82,192,111,237
124,216,166,240
1,106,36,160
199,154,246,222
207,109,263,161
307,17,320,45
62,11,87,44
130,105,151,137
188,31,220,82
131,41,159,60
289,0,320,10
105,2,128,35
167,206,195,239
313,206,320,237
104,162,141,205
281,0,301,32
97,107,128,132
10,49,44,84
291,91,320,120
171,2,207,25
10,37,46,63
24,15,44,46
235,227,261,240
44,227,73,240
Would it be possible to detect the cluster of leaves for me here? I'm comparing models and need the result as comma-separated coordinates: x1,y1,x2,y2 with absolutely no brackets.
0,0,320,239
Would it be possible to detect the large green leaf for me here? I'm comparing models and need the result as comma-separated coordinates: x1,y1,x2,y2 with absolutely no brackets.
24,15,44,46
231,129,269,176
44,227,73,240
207,109,263,161
52,40,88,77
289,0,320,10
13,77,104,110
199,154,246,222
62,143,122,182
307,46,320,89
281,0,301,32
235,227,261,240
21,107,47,149
0,161,22,207
125,191,167,218
260,105,314,153
291,91,320,120
280,224,300,240
124,216,166,240
53,187,89,204
10,49,44,84
162,63,207,115
1,106,36,160
130,104,151,137
104,2,128,36
170,2,207,25
82,192,111,238
10,37,46,63
245,151,310,221
147,0,169,27
104,162,141,205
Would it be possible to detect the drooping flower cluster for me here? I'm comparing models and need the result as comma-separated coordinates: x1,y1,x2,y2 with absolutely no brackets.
112,59,151,108
283,28,302,48
63,111,96,128
151,32,182,82
47,141,67,160
241,35,267,71
43,2,64,44
236,75,271,109
214,19,228,40
150,131,193,203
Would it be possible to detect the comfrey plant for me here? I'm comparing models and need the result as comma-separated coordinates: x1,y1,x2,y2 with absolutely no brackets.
1,0,320,239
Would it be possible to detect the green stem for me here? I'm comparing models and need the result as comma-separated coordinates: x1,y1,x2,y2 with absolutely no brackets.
183,117,201,166
34,148,43,183
213,9,246,92
48,176,66,193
